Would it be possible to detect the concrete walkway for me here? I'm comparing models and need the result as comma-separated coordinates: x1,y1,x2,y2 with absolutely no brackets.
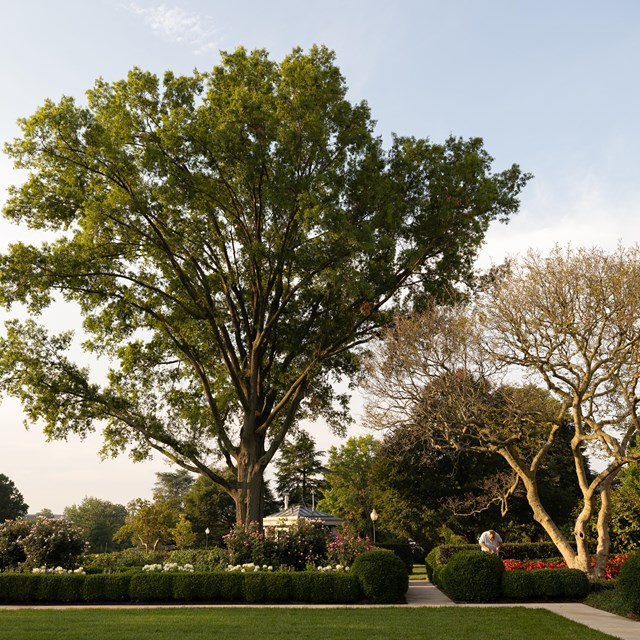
405,582,640,640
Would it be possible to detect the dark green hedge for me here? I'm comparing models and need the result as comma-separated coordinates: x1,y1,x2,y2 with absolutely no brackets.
374,543,414,574
429,542,563,568
617,551,640,614
351,549,408,604
502,569,588,600
0,570,361,604
440,551,504,602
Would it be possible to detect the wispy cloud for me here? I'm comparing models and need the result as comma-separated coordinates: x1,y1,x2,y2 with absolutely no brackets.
126,2,221,55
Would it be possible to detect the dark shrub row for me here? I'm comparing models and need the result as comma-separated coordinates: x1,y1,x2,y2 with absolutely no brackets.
0,549,409,605
502,569,589,599
373,544,414,574
426,542,563,575
0,571,360,604
617,551,640,614
430,551,589,602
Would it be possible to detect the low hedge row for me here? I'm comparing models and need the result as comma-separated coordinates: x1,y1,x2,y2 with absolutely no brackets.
427,542,563,572
430,550,589,602
0,549,409,605
0,571,361,604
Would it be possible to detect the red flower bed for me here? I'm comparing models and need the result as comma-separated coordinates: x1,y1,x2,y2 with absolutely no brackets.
503,554,630,579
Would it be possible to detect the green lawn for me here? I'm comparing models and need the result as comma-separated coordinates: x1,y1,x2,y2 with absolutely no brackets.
0,607,617,640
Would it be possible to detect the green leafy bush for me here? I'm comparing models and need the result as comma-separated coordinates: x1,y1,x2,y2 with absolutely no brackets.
375,543,413,574
34,574,85,602
82,574,131,602
243,572,293,603
617,550,640,614
425,548,438,581
502,569,588,599
21,517,86,569
83,548,166,573
351,549,408,604
129,572,174,601
440,551,503,602
167,548,228,571
0,518,31,570
0,574,38,603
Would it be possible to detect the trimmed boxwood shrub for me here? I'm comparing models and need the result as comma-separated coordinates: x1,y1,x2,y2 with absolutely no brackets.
558,569,589,598
218,572,244,601
351,549,408,604
425,548,437,581
502,569,588,599
82,574,131,602
440,551,503,602
0,574,39,603
34,574,85,603
617,550,640,614
502,569,536,599
129,572,174,602
243,572,293,603
375,543,413,574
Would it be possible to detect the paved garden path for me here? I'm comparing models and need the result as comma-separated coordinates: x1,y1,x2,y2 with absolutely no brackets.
405,582,640,640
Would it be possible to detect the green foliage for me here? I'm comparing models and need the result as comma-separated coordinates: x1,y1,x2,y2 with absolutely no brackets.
183,473,236,547
224,519,330,569
350,549,408,603
153,470,194,511
430,542,561,568
82,574,132,602
0,474,28,521
0,517,31,570
374,543,413,574
617,550,640,614
502,569,588,599
170,513,197,550
34,574,85,603
0,574,38,602
113,499,179,551
243,572,291,603
326,532,373,566
20,516,86,569
0,45,528,527
129,572,174,602
274,429,326,506
82,548,166,573
64,497,128,553
167,548,228,572
318,436,380,537
440,551,504,602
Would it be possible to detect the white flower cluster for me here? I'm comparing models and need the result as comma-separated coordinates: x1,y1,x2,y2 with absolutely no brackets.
317,565,349,572
226,563,273,572
31,566,85,574
142,563,194,572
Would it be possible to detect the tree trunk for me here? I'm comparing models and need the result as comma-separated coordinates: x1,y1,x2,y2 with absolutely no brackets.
593,475,615,578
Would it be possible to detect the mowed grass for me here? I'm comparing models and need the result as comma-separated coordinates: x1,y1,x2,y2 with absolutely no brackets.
0,607,617,640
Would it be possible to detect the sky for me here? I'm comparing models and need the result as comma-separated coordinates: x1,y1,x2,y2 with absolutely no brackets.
1,0,640,513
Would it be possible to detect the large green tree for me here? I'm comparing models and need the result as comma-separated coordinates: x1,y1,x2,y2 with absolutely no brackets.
318,435,379,537
274,429,325,507
63,496,128,553
0,474,28,522
0,46,528,526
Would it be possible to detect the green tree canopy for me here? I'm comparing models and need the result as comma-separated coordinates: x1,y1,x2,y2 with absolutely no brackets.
0,45,529,526
274,429,325,507
63,496,128,553
152,470,194,511
0,474,28,522
318,435,380,537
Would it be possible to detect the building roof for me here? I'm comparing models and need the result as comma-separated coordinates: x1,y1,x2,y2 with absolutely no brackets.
263,504,343,527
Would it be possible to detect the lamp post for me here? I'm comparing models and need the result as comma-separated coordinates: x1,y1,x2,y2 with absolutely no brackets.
370,509,378,544
205,527,210,550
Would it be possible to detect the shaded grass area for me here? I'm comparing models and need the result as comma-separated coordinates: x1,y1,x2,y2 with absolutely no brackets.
410,564,427,580
0,607,617,640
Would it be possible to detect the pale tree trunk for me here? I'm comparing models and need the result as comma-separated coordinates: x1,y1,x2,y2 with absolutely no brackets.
593,475,615,578
519,473,580,568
